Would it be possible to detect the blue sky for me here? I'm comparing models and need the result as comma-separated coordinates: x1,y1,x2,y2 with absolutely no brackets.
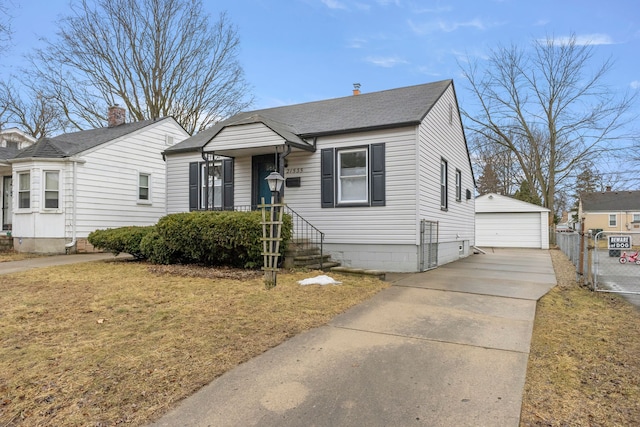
230,0,640,110
2,0,639,120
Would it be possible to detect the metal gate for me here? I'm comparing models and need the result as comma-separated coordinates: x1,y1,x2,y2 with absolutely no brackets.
593,231,640,295
419,220,439,271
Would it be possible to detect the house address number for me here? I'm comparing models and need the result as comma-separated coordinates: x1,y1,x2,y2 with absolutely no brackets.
608,235,631,249
286,168,303,174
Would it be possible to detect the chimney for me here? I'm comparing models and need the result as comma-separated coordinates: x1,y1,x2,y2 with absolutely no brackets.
606,185,612,192
107,104,126,127
352,83,361,96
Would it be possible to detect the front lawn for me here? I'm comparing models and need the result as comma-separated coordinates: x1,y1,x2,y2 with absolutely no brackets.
0,260,388,426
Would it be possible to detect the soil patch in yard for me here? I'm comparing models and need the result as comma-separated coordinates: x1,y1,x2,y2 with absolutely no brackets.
0,260,388,426
520,249,640,426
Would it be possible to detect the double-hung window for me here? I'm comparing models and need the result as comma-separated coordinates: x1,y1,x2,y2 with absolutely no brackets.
18,172,30,209
609,214,617,227
337,148,368,204
440,159,448,210
320,144,385,208
44,171,59,209
455,169,462,202
200,162,222,209
633,213,640,223
138,173,150,202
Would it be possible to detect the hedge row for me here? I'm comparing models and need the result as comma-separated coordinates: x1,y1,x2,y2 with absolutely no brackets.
88,210,292,268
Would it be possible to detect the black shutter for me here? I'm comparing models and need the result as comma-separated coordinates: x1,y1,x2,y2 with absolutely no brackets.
370,143,385,206
188,162,199,211
321,148,334,208
222,158,234,210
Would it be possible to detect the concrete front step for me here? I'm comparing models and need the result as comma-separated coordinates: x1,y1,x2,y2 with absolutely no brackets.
330,266,386,280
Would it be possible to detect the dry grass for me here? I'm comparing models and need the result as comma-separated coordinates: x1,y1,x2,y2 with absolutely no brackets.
0,260,389,426
0,251,45,263
520,249,640,426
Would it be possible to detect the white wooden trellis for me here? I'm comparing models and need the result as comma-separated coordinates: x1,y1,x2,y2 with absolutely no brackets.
261,196,285,289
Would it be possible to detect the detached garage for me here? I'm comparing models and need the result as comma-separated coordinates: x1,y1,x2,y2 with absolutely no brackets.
475,193,550,249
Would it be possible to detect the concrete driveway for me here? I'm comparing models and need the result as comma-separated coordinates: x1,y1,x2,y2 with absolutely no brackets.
150,248,556,427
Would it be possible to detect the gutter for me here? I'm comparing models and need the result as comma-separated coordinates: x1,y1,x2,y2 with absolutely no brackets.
65,159,80,252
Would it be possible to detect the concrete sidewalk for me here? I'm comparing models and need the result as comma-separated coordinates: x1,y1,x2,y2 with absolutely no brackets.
150,248,556,427
0,252,127,275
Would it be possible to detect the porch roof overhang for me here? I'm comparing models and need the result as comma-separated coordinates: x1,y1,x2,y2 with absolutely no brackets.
201,114,315,158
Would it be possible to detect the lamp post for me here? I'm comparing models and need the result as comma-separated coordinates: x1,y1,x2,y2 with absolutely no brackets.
263,171,284,289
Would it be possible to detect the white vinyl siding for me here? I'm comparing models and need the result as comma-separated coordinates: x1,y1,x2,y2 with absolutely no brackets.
166,152,200,214
417,84,475,250
209,123,286,156
282,126,418,245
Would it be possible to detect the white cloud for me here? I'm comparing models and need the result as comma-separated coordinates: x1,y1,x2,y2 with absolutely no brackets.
408,18,489,35
347,37,367,48
365,56,408,67
553,33,615,46
631,81,640,90
320,0,347,10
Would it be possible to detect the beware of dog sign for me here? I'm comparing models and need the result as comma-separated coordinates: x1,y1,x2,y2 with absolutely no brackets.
608,235,631,249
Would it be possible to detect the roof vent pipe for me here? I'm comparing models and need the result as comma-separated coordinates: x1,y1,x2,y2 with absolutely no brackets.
353,83,361,96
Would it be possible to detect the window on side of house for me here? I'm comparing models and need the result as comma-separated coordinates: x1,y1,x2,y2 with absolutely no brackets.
200,162,222,209
609,214,617,227
138,173,150,202
18,172,30,209
455,169,462,202
633,213,640,223
440,158,448,210
337,147,368,205
44,171,59,209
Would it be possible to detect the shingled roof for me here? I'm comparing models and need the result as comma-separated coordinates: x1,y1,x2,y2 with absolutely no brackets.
13,118,163,159
581,190,640,211
165,79,453,154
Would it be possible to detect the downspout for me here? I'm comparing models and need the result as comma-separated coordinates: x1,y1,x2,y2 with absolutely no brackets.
65,159,78,252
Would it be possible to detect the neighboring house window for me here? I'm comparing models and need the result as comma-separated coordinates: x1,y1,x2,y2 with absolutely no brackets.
189,159,234,211
320,143,385,208
455,169,462,202
338,148,368,204
609,214,617,227
138,173,150,201
440,159,448,210
18,172,30,209
633,213,640,223
200,162,222,209
44,171,59,209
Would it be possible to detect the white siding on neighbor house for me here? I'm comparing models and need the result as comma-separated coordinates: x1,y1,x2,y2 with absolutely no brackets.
12,161,66,239
282,126,420,246
417,84,475,257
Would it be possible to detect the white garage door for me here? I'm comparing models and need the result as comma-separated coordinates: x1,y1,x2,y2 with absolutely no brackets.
476,212,542,248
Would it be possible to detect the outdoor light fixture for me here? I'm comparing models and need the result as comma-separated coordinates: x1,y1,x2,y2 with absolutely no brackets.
265,171,285,194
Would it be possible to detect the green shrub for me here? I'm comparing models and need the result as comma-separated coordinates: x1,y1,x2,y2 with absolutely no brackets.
147,210,292,268
88,226,154,259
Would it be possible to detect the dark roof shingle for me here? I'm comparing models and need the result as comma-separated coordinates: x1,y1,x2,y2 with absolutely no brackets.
581,190,640,211
165,79,453,154
13,119,161,159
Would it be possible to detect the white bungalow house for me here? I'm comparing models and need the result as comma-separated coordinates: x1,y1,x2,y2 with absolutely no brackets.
5,107,189,253
164,80,476,272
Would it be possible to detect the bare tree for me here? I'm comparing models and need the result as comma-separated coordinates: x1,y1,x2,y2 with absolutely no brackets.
28,0,252,133
0,0,12,54
460,34,636,220
0,80,69,138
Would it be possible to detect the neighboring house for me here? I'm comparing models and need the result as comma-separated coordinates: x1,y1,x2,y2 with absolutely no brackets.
579,190,640,235
0,128,37,231
6,106,189,253
164,80,476,272
475,193,550,249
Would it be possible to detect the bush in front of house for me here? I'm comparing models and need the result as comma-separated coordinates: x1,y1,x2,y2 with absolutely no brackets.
88,226,154,259
143,210,292,268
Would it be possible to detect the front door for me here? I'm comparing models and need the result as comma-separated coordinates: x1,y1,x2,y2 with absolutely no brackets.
2,176,12,230
252,154,279,207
